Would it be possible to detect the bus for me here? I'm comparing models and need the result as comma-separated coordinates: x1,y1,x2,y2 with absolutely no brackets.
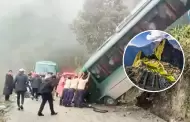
34,61,58,75
81,0,190,105
167,9,190,29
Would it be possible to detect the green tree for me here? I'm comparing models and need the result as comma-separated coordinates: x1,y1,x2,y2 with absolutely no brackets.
72,0,129,53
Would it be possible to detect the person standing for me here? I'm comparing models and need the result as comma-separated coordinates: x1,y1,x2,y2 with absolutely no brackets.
31,74,42,101
51,75,58,100
67,75,79,107
57,75,65,97
14,68,28,110
55,73,61,97
57,76,65,105
27,72,33,95
38,75,57,116
74,72,90,108
3,70,14,101
62,76,71,107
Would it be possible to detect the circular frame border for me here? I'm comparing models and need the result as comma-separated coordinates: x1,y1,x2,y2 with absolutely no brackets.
122,30,185,93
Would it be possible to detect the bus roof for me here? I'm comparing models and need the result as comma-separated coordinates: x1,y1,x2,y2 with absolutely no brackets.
82,0,160,71
116,0,151,32
36,61,57,65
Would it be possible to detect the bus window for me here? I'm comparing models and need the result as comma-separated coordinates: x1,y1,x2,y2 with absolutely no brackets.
105,47,123,72
99,57,112,75
89,47,123,83
166,0,190,17
89,63,107,83
117,26,143,53
117,34,130,53
139,1,177,30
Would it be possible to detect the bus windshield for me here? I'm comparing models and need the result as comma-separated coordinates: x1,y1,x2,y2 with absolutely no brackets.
35,64,56,74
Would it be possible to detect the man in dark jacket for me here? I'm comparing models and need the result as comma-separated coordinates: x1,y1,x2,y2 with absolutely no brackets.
38,75,57,116
31,74,42,101
51,75,58,100
3,70,14,101
55,73,61,97
14,68,28,110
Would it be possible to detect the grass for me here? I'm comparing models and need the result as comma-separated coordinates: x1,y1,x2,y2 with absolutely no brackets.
133,58,176,82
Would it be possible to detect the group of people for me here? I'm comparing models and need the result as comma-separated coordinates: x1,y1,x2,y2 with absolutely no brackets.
3,69,58,116
3,68,91,116
3,69,28,110
60,72,90,108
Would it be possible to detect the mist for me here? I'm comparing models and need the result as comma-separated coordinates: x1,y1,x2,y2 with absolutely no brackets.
0,0,84,90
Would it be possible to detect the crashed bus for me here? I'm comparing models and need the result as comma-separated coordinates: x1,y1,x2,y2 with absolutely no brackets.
34,61,58,75
81,0,190,105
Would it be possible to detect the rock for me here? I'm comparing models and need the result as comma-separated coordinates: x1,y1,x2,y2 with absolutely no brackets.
125,66,176,91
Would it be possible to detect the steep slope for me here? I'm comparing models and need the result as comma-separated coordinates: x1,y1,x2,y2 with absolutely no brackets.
154,39,184,70
148,25,190,121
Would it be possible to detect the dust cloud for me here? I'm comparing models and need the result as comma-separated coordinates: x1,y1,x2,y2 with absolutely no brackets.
0,0,84,90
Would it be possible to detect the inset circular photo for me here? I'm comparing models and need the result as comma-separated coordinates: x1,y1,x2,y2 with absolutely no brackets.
123,30,185,92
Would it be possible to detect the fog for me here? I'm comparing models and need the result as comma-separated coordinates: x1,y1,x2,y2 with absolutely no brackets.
0,0,84,90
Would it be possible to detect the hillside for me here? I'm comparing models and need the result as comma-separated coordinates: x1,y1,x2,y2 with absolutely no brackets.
146,25,190,122
154,39,183,70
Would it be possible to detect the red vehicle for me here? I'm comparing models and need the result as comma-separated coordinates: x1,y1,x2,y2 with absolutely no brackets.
62,72,76,77
56,72,76,97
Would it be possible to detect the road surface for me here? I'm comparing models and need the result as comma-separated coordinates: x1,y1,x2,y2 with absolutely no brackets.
5,98,166,122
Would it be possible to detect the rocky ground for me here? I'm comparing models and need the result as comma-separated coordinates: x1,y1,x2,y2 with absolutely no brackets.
0,98,14,122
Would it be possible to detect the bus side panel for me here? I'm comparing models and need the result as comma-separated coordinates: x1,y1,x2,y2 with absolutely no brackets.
107,77,133,100
99,67,133,100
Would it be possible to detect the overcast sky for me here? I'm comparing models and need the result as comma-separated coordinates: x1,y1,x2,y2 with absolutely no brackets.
0,0,84,89
0,0,141,90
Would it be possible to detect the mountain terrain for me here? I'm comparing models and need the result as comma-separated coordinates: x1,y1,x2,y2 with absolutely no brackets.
125,39,183,91
124,39,183,70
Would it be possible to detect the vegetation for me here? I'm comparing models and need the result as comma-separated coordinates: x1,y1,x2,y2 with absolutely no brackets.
168,25,190,76
168,25,190,119
132,51,142,67
154,40,165,61
71,0,129,53
146,25,190,121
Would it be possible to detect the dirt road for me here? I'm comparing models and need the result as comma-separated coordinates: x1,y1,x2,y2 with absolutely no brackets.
5,98,166,122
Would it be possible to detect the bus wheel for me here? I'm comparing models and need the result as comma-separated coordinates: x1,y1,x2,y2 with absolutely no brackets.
104,96,117,106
